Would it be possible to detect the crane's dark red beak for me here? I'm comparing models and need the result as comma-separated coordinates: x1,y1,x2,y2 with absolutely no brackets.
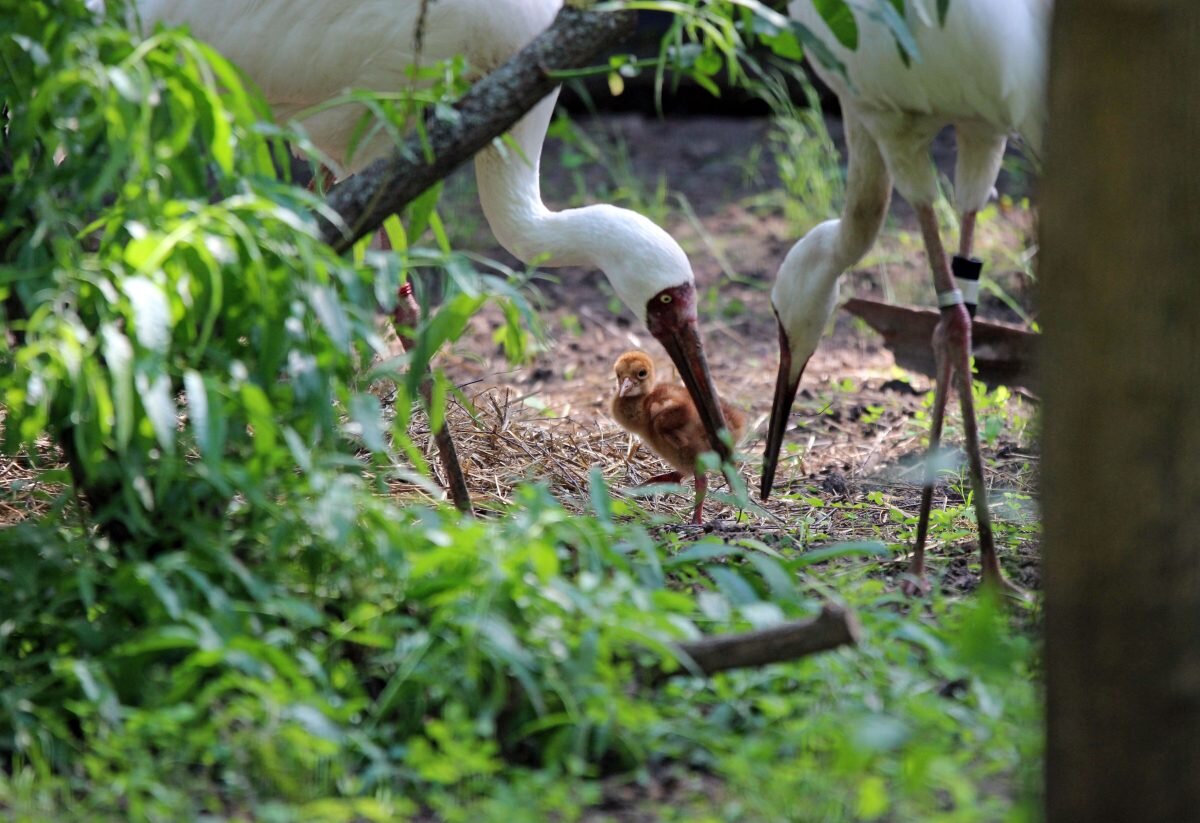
646,285,732,462
761,314,808,501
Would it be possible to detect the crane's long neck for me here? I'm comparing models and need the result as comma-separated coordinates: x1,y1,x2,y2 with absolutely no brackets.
474,90,590,267
473,90,693,317
772,219,867,374
773,112,892,380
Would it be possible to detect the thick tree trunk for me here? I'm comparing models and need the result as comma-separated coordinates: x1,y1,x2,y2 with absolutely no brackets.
1041,1,1200,820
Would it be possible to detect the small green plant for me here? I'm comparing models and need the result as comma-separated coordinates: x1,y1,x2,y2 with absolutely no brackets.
547,111,673,227
740,65,845,235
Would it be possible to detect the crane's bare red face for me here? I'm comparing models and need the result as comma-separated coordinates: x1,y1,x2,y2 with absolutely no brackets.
644,284,697,336
643,284,731,460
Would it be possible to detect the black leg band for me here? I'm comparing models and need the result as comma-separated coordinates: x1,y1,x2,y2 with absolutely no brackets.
952,255,982,319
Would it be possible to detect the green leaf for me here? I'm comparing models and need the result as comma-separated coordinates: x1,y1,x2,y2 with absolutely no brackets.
307,284,350,350
101,325,135,450
122,275,171,354
856,775,890,820
115,625,200,656
383,214,408,252
793,541,890,567
137,563,182,619
708,566,760,606
350,392,386,453
813,0,859,49
404,182,443,241
589,466,613,523
853,714,911,752
283,704,345,743
136,368,177,456
869,0,921,65
239,382,278,456
761,28,804,61
665,542,739,567
744,553,798,602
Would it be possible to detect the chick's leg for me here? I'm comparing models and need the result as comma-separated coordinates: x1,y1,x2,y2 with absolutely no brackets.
624,436,640,462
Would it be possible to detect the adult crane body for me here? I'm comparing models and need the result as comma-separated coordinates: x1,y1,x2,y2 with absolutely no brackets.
764,0,1050,592
129,0,733,481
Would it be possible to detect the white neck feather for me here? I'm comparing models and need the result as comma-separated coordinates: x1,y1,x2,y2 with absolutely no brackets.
773,109,892,382
772,207,887,381
474,91,692,324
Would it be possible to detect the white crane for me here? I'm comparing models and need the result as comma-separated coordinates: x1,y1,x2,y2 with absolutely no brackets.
126,0,733,506
761,0,1050,593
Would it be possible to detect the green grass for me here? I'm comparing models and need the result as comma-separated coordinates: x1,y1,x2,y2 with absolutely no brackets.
0,3,1043,820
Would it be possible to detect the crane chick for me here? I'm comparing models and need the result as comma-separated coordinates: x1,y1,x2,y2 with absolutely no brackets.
611,351,746,524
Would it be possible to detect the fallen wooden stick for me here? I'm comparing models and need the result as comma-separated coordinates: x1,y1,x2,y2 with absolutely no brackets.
646,605,860,685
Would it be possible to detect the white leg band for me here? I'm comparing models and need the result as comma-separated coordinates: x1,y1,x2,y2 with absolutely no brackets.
937,289,964,308
955,277,980,306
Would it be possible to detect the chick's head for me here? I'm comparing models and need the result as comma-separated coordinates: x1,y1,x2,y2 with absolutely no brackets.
614,350,656,398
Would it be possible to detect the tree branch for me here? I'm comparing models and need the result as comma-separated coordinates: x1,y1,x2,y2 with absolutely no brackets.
317,6,637,252
646,605,861,685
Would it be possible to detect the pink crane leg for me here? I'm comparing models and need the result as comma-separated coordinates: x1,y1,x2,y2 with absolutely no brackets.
692,472,708,525
381,239,473,513
909,205,1020,596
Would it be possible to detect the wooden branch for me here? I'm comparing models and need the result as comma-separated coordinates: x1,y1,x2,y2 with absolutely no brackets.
843,297,1040,391
647,605,860,685
317,6,637,252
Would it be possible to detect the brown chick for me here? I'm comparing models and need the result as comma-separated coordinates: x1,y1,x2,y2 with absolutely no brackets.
611,350,746,524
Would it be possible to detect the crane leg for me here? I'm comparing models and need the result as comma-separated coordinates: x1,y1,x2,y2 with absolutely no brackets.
959,210,978,258
390,282,473,513
378,232,471,513
907,343,953,595
910,205,1019,596
310,167,472,513
692,472,708,525
953,211,984,318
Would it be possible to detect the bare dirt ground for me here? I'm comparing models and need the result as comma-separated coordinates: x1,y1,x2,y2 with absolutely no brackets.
399,110,1043,595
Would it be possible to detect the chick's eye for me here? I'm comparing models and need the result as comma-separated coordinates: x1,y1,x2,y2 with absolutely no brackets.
637,370,647,379
659,294,673,304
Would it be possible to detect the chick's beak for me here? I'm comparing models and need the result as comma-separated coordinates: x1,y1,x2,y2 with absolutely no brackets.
761,315,808,501
655,320,732,462
618,377,636,397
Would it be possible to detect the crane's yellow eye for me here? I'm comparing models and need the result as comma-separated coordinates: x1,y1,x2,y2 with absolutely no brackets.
637,369,648,379
659,294,673,304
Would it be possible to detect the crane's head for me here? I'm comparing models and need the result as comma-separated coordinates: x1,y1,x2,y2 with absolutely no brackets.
760,226,843,501
643,284,732,461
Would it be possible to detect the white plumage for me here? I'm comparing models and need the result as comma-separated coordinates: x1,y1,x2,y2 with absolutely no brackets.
764,0,1051,594
769,0,1050,372
118,0,734,491
129,0,699,325
791,0,1048,160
